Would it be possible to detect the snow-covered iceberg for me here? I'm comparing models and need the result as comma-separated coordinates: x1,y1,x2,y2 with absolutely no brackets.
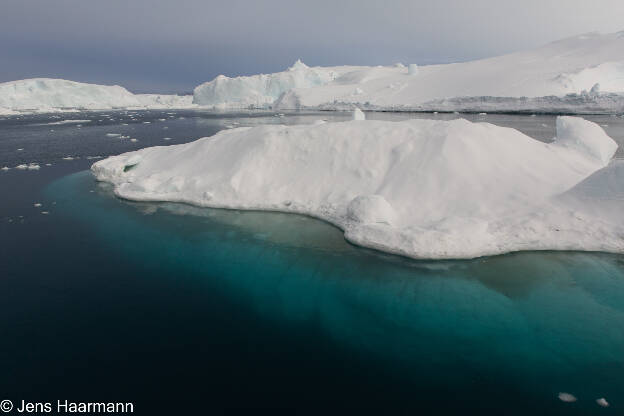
276,31,624,112
92,116,622,259
0,78,194,113
187,31,624,113
192,60,353,109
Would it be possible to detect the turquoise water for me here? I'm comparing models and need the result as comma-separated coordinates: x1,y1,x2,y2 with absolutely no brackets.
40,170,624,413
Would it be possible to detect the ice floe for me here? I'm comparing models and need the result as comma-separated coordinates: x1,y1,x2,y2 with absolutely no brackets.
92,116,622,259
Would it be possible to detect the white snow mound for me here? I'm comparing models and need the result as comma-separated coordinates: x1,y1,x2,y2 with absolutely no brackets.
92,116,622,259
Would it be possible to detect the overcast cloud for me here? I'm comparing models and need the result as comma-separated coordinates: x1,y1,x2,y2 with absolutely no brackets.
1,0,623,92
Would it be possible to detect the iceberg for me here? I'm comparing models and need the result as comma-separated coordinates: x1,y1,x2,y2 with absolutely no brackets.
272,31,624,113
3,31,624,114
182,33,624,113
0,78,194,113
192,60,357,108
92,116,622,259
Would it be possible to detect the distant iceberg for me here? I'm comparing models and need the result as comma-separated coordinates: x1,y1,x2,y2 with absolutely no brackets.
275,31,624,113
189,30,624,113
192,59,347,108
0,78,194,113
3,30,624,114
92,116,622,259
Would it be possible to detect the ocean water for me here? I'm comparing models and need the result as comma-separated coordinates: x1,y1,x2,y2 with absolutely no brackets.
1,110,623,414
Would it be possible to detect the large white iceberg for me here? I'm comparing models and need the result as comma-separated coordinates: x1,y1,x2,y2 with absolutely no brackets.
276,31,624,112
192,60,354,108
92,116,622,259
0,78,194,113
188,30,624,113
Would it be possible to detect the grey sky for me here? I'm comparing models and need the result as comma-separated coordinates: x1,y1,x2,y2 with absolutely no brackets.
1,0,623,93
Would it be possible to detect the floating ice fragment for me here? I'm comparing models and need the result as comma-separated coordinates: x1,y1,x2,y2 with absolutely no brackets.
34,203,42,207
106,133,121,137
130,138,138,142
163,137,172,141
41,211,49,215
353,108,366,120
1,166,9,171
47,119,91,125
596,398,609,407
62,156,74,160
407,64,419,75
558,393,577,402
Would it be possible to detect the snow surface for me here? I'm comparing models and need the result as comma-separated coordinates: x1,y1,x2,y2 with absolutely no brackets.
92,116,622,259
0,78,194,113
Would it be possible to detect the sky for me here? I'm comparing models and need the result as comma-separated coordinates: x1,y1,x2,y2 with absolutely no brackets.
1,0,624,93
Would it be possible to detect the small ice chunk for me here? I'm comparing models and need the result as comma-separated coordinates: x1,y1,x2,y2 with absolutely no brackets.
1,166,9,171
106,133,121,137
62,156,74,160
130,138,138,142
27,164,40,170
596,398,609,407
353,108,366,121
17,148,24,151
41,211,49,215
15,164,28,170
408,64,419,75
163,137,172,141
558,393,577,403
34,203,42,207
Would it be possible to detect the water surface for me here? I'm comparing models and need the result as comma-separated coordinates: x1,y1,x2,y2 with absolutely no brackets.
1,110,623,414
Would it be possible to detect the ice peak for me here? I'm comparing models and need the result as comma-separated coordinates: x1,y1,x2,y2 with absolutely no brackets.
289,59,309,71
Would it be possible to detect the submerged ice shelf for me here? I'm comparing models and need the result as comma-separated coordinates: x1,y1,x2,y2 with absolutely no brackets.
92,116,622,259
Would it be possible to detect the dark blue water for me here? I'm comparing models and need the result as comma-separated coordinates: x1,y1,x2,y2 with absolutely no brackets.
1,110,623,414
